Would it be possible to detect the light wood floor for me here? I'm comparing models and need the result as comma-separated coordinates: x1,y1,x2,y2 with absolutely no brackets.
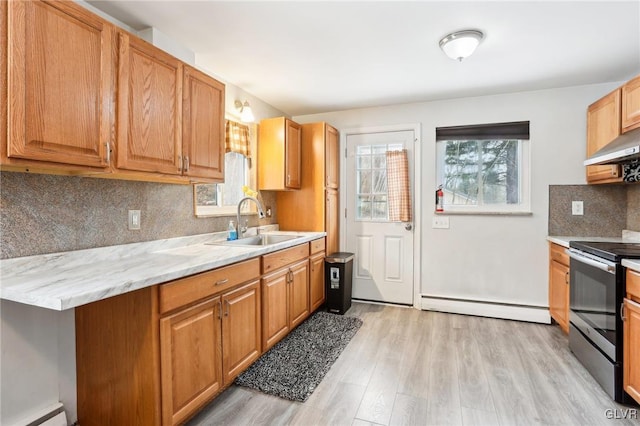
188,302,640,426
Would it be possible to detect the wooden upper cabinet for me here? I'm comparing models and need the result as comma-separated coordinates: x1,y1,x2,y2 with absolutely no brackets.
285,119,302,188
117,32,182,175
182,65,225,181
258,117,301,190
277,122,340,252
325,124,339,189
5,0,113,169
622,75,640,133
586,89,622,184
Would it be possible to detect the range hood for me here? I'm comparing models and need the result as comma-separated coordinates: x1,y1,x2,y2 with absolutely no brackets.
584,128,640,166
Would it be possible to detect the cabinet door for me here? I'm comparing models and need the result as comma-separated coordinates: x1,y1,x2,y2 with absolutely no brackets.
325,124,340,189
310,252,326,312
289,259,310,328
262,268,290,350
6,0,112,168
285,119,301,189
222,280,261,384
326,188,340,255
586,90,622,184
117,32,182,175
160,297,222,426
183,65,225,180
624,297,640,404
622,75,640,133
549,260,569,334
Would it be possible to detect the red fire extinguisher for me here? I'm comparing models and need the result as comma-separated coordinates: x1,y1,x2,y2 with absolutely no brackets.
435,185,444,212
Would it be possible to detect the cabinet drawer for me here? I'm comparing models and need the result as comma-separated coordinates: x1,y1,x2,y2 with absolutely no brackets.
310,238,326,255
160,258,260,314
628,269,640,300
262,243,309,274
550,243,570,267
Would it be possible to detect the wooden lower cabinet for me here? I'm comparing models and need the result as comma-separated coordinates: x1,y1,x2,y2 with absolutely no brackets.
548,243,570,334
624,269,640,404
160,297,223,426
221,280,262,383
76,287,162,426
160,280,261,425
310,251,326,312
76,240,323,424
262,258,310,351
262,268,290,350
289,259,310,328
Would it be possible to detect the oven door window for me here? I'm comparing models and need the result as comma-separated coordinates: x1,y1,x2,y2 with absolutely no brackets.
570,259,617,346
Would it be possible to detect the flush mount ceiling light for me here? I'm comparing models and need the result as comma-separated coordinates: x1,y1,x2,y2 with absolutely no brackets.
439,29,484,62
234,100,255,123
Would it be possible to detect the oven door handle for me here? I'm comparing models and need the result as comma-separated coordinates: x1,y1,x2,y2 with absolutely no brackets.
567,250,616,274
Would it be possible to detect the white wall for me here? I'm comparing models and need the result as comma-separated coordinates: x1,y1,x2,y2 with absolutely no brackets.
294,82,621,316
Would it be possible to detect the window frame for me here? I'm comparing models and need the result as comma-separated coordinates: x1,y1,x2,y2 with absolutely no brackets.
435,137,531,215
193,120,258,218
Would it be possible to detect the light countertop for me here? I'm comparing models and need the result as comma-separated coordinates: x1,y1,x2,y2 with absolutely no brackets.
546,236,630,249
0,229,325,311
547,231,640,273
623,259,640,273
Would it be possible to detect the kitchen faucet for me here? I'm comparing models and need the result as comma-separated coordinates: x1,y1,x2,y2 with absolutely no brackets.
236,196,266,239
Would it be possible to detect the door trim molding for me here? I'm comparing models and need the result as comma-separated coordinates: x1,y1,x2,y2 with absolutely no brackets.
340,123,422,308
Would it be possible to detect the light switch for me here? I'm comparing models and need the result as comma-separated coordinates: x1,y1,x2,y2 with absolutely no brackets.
432,216,450,229
128,210,141,230
572,201,584,216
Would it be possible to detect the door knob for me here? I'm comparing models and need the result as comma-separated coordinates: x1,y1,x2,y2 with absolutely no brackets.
405,223,413,231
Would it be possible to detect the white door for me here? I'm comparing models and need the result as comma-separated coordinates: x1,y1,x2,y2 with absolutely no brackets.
345,129,415,305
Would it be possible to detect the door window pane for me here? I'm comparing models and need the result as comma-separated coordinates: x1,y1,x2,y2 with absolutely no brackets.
355,143,399,221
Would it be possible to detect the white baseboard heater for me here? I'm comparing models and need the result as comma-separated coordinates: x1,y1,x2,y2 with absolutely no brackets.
11,403,66,426
421,295,550,324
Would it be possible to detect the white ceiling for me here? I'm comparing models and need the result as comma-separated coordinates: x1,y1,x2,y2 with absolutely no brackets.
87,1,640,116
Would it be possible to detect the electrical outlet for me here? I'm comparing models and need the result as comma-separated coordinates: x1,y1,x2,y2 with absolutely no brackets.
572,201,584,216
432,216,450,229
128,210,141,230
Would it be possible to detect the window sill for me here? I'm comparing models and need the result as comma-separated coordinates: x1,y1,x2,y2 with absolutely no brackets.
434,210,533,216
195,209,257,218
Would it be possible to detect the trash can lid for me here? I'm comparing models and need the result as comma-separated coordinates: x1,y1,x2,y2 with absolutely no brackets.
325,252,354,263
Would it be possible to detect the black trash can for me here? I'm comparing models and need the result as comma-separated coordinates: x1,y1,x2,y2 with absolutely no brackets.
325,252,354,314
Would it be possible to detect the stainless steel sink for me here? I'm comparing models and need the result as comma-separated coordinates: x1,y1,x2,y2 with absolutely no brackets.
208,234,302,247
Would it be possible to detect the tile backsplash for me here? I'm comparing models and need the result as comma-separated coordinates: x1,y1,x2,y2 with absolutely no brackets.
0,172,277,259
549,184,639,236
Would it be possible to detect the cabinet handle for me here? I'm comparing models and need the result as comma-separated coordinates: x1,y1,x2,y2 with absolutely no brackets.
105,142,111,165
565,271,569,285
621,302,626,321
178,155,183,173
224,300,230,317
215,278,229,286
184,156,190,172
